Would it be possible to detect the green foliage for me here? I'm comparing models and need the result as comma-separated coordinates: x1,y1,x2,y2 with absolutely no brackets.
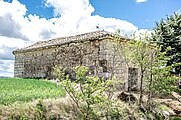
0,78,65,105
126,34,152,69
151,68,179,95
152,13,181,75
123,33,153,105
158,105,171,111
54,66,125,119
171,117,181,120
119,31,180,102
148,41,181,96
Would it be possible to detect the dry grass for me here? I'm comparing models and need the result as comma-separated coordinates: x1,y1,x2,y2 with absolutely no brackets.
1,90,180,119
0,95,82,120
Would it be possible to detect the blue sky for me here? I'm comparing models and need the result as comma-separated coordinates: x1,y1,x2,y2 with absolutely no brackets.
5,0,181,29
0,0,180,77
90,0,181,29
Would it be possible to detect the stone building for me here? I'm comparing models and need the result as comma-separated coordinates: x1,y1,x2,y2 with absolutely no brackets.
13,30,139,91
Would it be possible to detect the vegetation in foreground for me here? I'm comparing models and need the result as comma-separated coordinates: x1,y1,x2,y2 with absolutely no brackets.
0,78,65,105
0,13,181,119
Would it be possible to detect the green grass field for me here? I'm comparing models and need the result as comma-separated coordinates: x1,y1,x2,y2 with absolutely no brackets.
0,78,65,105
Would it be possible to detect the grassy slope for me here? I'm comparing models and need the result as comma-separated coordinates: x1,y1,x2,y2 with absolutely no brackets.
0,78,65,105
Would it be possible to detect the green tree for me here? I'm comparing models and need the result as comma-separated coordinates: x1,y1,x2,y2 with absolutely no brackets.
127,35,152,106
152,13,181,75
120,32,179,106
147,45,176,108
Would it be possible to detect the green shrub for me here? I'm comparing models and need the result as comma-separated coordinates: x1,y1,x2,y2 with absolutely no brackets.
54,65,125,119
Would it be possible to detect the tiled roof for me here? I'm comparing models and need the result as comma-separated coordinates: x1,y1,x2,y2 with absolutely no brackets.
13,30,122,53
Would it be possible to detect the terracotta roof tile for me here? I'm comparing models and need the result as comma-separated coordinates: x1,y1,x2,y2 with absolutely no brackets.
13,30,120,53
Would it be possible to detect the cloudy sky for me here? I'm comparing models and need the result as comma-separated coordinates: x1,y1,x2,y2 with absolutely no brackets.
0,0,180,77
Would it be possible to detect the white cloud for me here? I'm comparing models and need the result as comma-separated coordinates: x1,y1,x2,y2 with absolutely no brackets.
46,0,94,17
0,60,14,77
134,29,152,40
0,36,31,60
0,0,146,77
77,15,138,36
0,0,56,42
136,0,147,3
45,0,138,37
0,36,31,77
0,0,52,76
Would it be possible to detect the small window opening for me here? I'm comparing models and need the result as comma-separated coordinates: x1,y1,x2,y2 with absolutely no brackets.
99,59,108,73
99,59,107,67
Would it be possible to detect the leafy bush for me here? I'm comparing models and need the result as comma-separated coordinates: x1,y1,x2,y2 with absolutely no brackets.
54,65,125,119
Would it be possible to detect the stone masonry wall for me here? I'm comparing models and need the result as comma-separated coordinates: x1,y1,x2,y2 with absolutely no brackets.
15,39,105,79
99,39,130,89
14,38,136,90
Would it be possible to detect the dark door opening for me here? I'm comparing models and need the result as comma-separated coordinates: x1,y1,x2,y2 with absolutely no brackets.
128,68,138,91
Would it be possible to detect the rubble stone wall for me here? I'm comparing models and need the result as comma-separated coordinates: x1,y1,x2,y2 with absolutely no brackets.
14,38,135,90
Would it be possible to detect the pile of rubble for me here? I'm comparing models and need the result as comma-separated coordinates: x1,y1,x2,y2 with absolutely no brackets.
117,91,181,118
